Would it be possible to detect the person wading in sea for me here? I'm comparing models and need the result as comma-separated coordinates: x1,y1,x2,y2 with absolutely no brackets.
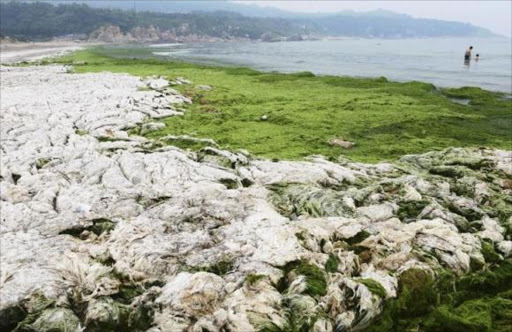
464,46,473,67
465,46,473,60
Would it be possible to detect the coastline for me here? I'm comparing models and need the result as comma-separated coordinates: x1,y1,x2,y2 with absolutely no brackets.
104,38,512,93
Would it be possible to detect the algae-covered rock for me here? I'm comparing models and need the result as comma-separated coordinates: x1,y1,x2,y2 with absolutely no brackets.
268,183,355,218
396,269,436,317
424,297,512,332
28,308,81,332
0,305,27,331
280,261,327,297
156,272,226,316
85,297,130,331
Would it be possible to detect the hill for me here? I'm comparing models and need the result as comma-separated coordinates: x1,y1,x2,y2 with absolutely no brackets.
0,1,495,41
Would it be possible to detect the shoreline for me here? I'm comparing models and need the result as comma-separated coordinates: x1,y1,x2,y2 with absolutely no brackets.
100,40,512,94
3,40,510,94
0,41,99,64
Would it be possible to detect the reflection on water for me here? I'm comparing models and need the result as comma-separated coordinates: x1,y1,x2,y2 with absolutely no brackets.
464,57,471,68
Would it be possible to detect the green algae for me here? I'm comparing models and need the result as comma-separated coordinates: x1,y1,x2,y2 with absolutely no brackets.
75,129,88,136
429,165,468,178
293,263,327,297
162,136,216,150
48,48,512,163
189,259,234,276
445,157,495,171
135,195,171,209
278,260,327,298
397,200,430,221
359,278,388,298
260,295,323,332
367,261,512,331
325,254,339,273
197,148,237,169
97,136,121,143
344,230,371,245
245,274,266,285
481,240,502,265
397,269,437,317
446,201,484,222
485,194,512,226
35,158,51,170
219,178,240,189
59,218,115,238
451,181,476,198
424,301,492,332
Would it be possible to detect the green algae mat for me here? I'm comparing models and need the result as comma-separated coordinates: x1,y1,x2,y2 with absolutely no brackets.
50,47,512,163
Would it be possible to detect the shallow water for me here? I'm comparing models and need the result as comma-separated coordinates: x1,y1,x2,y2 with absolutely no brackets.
140,37,512,92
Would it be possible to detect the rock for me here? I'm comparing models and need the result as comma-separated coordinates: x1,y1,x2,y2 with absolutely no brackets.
163,134,218,147
403,184,423,201
197,85,212,91
89,25,132,43
497,241,512,257
156,272,226,316
197,147,249,169
478,217,505,243
174,76,192,85
85,297,130,330
140,122,165,135
29,308,81,332
144,77,169,90
356,203,396,222
328,138,355,149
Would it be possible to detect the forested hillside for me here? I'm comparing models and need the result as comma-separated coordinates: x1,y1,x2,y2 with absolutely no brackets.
0,1,494,41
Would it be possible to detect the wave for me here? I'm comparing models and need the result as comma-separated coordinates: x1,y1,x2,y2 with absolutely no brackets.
149,43,182,48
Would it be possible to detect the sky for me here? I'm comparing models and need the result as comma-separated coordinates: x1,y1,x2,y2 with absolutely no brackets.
236,1,512,37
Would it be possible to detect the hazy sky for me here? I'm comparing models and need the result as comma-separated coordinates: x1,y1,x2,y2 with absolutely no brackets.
237,1,512,37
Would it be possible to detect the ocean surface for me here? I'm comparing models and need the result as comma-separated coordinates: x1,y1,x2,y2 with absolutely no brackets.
121,38,511,92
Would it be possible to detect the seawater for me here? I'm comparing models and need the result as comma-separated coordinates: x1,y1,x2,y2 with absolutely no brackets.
116,38,512,92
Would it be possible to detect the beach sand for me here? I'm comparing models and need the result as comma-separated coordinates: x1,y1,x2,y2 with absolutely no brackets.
0,41,86,64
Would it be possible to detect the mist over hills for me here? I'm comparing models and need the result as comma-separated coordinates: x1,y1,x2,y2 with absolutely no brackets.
1,1,495,42
47,0,308,18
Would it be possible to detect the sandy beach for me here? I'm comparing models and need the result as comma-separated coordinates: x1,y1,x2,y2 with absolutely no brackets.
0,41,86,64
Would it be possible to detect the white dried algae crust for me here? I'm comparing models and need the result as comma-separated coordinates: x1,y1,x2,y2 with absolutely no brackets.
1,65,511,331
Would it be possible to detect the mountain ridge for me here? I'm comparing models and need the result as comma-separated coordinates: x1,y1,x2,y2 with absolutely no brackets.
1,1,496,41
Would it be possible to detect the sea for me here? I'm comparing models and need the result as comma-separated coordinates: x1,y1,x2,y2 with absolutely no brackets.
118,37,512,92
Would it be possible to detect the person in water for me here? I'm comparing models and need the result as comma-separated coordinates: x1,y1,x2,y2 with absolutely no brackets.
464,46,473,67
475,54,480,61
464,46,473,60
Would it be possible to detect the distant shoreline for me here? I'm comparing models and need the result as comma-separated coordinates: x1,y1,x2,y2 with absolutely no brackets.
0,41,95,64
